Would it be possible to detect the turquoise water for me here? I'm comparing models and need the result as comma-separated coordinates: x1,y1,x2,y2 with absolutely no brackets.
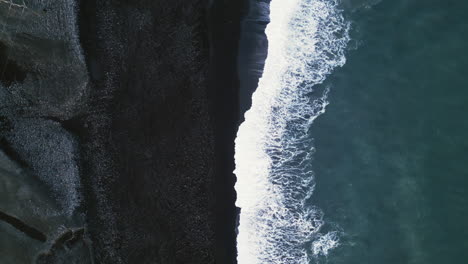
312,0,468,263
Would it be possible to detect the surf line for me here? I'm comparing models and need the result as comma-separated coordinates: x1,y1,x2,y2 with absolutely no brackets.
234,0,350,263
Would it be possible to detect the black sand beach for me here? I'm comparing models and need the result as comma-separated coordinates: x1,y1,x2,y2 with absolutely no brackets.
0,0,269,262
76,0,248,263
208,0,246,262
238,0,270,118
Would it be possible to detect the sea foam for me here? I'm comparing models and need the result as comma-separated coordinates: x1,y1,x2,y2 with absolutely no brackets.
234,0,350,263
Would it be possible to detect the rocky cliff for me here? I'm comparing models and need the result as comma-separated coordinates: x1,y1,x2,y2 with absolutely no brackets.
0,0,246,263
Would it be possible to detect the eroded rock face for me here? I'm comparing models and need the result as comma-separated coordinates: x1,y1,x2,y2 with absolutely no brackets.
36,228,93,264
0,150,92,264
0,0,88,120
0,1,91,263
1,118,82,214
2,0,244,262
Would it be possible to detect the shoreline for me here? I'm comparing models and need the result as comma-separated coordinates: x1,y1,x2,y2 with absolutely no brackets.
208,0,270,263
238,0,271,120
76,0,252,263
207,0,247,262
0,0,269,262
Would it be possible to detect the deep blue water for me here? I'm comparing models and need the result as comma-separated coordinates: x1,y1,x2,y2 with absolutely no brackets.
236,0,468,263
311,0,468,263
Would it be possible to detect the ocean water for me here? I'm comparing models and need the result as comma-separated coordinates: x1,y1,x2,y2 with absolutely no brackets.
235,0,468,263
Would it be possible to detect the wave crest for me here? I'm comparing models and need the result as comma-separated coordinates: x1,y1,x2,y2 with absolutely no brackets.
235,0,349,263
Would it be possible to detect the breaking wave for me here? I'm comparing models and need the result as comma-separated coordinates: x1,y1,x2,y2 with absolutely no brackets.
234,0,350,263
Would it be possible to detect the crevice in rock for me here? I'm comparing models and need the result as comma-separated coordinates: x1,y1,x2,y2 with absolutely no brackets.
0,136,30,169
36,228,91,264
51,228,85,250
0,210,47,242
60,115,86,137
0,42,27,87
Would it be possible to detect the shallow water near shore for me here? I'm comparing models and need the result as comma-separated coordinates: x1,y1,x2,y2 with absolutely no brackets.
236,0,468,263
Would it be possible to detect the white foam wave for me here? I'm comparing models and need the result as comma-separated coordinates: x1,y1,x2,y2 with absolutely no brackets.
312,231,340,256
234,0,349,263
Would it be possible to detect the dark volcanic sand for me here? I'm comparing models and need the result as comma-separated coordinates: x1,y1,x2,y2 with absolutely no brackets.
238,0,270,119
76,0,248,263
